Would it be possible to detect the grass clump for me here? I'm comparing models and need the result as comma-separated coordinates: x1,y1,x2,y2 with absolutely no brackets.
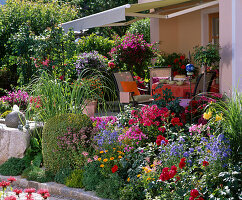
65,169,84,188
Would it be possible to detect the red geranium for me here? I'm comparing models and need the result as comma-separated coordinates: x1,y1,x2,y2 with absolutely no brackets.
203,161,209,166
190,189,199,198
181,65,186,69
59,75,64,81
179,158,186,169
108,62,115,69
111,165,118,173
159,165,177,181
180,55,185,60
156,135,168,146
171,117,183,126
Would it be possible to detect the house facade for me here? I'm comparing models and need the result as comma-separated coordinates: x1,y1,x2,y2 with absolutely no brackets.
139,0,242,95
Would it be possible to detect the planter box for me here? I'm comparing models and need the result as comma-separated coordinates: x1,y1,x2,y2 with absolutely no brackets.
82,100,97,117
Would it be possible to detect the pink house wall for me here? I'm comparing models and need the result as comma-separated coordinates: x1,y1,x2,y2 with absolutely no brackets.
219,0,232,94
219,0,242,94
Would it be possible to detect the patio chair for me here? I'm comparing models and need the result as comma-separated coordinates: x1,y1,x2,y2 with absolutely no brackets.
180,72,217,108
113,71,153,107
150,67,172,94
193,72,217,96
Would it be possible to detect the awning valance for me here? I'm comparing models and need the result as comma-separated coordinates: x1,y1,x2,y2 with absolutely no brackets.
61,0,218,32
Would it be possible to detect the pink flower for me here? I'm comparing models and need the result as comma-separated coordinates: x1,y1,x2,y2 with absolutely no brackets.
93,155,99,161
7,176,16,183
82,151,89,157
87,158,93,163
24,188,36,194
4,196,16,200
13,188,22,196
0,181,10,189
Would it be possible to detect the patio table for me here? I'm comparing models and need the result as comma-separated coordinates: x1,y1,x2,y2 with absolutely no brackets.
152,82,196,99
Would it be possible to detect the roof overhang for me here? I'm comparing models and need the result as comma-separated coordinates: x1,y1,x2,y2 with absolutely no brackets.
61,0,219,32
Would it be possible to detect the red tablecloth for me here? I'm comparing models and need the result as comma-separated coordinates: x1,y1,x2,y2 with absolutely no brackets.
152,83,196,99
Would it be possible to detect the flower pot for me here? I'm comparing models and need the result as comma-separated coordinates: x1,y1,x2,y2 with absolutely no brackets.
82,100,97,117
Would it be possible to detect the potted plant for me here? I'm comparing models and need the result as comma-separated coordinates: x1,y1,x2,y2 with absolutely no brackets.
193,43,221,90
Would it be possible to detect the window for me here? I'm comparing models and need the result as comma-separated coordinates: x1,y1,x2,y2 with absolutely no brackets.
209,13,219,44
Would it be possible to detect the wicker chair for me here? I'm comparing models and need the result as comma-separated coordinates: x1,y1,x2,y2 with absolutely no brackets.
150,68,172,94
113,71,153,106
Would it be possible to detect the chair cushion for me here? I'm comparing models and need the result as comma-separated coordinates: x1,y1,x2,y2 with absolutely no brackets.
121,81,140,96
152,77,169,84
132,95,153,103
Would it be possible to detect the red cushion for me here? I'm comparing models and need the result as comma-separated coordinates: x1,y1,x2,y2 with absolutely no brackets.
120,81,140,96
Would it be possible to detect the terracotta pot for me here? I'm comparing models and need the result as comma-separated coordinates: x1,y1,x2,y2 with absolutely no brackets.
82,100,97,117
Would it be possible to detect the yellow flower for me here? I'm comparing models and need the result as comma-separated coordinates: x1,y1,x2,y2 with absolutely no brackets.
147,169,152,173
113,148,116,150
98,158,102,161
110,157,114,160
146,177,152,181
137,174,141,178
103,158,108,162
100,151,104,154
118,156,122,159
100,164,104,168
215,114,223,121
150,164,154,168
105,150,108,153
127,177,130,182
203,111,212,120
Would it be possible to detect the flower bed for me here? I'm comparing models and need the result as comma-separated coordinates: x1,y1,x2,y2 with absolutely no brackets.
0,177,50,200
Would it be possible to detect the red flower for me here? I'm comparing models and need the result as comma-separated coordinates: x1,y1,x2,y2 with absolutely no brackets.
197,197,204,200
168,65,171,68
179,158,186,169
7,177,16,183
174,58,179,63
203,161,209,167
0,181,10,189
190,189,199,198
175,176,181,182
108,62,115,69
180,55,185,60
171,118,183,126
24,188,36,194
189,197,194,200
111,165,118,173
156,135,168,146
181,65,186,69
59,75,64,81
13,189,22,196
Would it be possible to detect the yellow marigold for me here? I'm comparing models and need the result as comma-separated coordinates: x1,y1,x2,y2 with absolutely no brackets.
105,150,108,153
110,157,114,160
203,111,212,120
100,151,104,154
98,158,102,161
118,156,122,159
147,169,152,173
150,164,154,168
215,114,223,121
100,164,104,168
137,174,141,178
103,158,108,162
146,177,152,181
113,148,116,150
127,177,130,182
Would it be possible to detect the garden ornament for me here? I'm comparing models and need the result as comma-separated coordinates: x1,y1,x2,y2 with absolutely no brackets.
5,105,26,128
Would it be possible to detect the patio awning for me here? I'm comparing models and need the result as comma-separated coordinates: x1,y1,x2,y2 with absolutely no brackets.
61,0,218,32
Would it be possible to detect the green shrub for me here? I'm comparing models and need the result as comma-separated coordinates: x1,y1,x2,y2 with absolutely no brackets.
96,173,124,200
54,167,73,184
82,162,105,191
42,113,92,173
65,169,84,188
22,166,54,183
77,33,114,58
0,110,11,118
120,184,145,200
0,157,26,176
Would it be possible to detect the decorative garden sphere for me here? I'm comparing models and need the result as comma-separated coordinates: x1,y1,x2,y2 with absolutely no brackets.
186,64,195,72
